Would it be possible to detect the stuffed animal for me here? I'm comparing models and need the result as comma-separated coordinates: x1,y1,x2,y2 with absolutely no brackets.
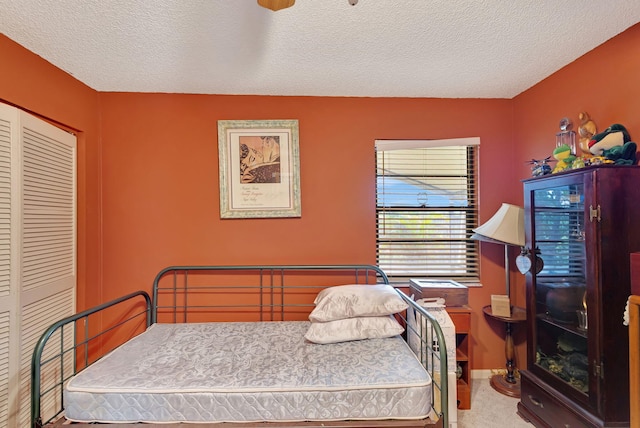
572,156,586,169
602,142,637,165
588,124,637,165
589,124,631,155
552,144,576,173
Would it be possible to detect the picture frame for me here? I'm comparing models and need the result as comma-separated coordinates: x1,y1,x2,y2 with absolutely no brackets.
218,119,301,218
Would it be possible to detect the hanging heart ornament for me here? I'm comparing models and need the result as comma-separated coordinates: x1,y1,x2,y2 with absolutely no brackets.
516,253,532,274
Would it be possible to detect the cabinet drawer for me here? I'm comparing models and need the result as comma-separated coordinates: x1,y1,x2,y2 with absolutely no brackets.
520,376,592,428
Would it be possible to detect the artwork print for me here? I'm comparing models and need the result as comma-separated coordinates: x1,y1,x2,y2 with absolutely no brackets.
240,135,281,184
218,120,301,218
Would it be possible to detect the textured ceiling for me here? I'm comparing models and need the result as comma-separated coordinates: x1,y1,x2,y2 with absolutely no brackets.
1,0,639,98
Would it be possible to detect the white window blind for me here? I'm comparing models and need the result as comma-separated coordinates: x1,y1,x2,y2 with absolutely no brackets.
375,138,479,280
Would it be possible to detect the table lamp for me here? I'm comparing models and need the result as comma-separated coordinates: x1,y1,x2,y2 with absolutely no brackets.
472,203,525,296
472,202,526,397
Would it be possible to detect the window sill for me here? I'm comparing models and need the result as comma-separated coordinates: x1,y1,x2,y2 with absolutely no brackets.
388,279,483,288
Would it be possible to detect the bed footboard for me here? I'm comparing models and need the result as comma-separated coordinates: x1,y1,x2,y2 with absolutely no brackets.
31,291,151,428
396,290,450,428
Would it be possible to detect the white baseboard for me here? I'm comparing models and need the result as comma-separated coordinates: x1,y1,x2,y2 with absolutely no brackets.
471,369,494,379
471,368,519,379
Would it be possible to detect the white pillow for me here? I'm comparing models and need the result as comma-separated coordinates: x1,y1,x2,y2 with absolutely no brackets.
304,316,404,344
309,283,408,322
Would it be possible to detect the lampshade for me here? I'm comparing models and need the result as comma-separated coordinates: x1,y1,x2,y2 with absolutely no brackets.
257,0,295,11
472,203,525,247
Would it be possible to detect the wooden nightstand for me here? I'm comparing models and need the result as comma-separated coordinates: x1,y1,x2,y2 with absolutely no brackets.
408,280,472,409
445,305,472,409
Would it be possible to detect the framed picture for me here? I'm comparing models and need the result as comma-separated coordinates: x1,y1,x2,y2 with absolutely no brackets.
218,119,301,218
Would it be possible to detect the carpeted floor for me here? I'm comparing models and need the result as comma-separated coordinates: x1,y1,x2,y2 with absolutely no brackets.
457,377,533,427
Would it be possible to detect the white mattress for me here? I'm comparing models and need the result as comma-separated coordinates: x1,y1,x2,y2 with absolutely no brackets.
64,321,432,423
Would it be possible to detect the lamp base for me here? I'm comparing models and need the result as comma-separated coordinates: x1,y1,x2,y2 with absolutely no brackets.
490,373,521,398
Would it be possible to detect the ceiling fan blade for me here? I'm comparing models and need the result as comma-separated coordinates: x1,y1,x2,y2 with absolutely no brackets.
257,0,295,11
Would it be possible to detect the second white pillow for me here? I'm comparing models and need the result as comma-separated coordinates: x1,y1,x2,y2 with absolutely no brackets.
304,315,404,344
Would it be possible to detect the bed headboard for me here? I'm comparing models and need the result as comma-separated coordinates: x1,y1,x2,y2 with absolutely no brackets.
151,264,390,324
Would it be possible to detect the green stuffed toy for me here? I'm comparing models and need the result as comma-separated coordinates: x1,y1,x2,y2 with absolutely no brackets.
552,144,576,173
602,142,637,165
589,123,631,155
589,123,638,165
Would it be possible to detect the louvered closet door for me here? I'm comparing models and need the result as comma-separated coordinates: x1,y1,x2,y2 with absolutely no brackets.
17,111,76,427
0,103,18,427
0,104,76,428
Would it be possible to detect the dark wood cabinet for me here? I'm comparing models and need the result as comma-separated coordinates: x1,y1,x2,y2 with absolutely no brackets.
517,166,640,427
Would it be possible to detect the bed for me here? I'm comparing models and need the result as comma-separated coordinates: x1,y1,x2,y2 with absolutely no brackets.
31,265,450,428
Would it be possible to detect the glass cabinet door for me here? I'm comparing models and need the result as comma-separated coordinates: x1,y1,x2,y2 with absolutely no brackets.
531,180,589,396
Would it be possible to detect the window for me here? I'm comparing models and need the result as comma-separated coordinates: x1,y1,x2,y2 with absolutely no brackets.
375,138,479,281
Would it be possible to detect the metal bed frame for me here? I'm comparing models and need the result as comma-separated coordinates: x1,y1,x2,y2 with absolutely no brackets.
32,265,449,428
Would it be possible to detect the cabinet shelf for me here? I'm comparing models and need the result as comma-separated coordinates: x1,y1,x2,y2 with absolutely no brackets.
536,314,587,338
456,348,469,361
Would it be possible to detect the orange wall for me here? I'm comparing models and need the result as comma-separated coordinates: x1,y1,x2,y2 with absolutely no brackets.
3,22,638,371
513,23,640,177
97,93,516,369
